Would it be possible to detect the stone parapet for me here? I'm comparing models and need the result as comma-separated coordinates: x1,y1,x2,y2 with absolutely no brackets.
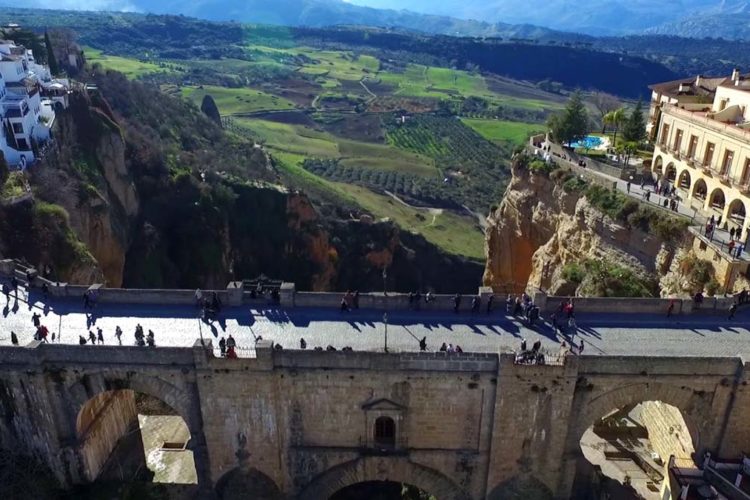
270,349,499,372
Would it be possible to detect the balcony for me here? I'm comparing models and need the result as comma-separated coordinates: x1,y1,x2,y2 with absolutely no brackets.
741,183,750,194
701,163,714,175
687,157,699,168
720,173,732,186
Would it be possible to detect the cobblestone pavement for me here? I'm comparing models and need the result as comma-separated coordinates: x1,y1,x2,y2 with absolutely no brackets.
2,288,750,358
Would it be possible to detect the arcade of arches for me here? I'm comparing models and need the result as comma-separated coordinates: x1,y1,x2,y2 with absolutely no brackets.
653,154,749,233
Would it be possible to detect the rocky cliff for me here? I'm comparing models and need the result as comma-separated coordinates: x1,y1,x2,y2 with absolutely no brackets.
6,72,481,292
483,158,672,296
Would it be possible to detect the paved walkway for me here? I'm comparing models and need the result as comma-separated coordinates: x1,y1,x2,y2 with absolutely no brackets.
2,287,750,359
544,144,750,261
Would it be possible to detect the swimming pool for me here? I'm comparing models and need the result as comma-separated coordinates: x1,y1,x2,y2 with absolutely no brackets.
570,135,604,149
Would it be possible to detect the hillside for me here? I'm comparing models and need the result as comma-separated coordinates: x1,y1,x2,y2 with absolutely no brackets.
1,69,483,292
0,8,674,98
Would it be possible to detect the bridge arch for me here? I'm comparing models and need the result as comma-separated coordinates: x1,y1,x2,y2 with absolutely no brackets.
68,372,201,484
487,474,553,500
68,371,194,426
560,381,713,499
297,457,470,500
215,466,282,500
572,382,706,447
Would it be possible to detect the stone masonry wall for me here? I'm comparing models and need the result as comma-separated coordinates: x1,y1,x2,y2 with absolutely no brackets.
76,390,138,481
638,401,695,462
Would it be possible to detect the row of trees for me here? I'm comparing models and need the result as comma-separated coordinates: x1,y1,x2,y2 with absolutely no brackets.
547,91,646,147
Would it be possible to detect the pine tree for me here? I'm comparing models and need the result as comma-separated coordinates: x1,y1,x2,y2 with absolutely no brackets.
44,31,60,76
200,94,222,128
548,91,589,146
622,100,646,143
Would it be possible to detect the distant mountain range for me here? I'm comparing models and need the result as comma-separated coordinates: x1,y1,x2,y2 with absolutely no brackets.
9,0,750,40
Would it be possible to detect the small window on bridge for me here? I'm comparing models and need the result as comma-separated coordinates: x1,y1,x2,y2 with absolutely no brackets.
374,416,395,447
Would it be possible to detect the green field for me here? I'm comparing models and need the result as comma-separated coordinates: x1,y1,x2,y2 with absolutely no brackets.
272,153,483,260
84,47,175,79
461,118,546,145
378,64,488,99
234,118,438,176
234,119,340,157
297,48,380,82
182,85,297,115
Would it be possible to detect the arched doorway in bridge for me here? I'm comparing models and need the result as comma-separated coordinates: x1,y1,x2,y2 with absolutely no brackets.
330,480,434,500
709,187,726,212
678,170,692,190
653,156,664,176
665,163,677,182
76,390,198,487
692,178,707,201
297,457,470,500
573,400,697,500
216,467,282,500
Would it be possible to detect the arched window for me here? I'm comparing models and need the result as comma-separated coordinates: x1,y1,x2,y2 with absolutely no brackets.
374,416,395,448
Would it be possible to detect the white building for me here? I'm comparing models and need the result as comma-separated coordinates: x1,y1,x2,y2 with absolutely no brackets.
0,37,68,168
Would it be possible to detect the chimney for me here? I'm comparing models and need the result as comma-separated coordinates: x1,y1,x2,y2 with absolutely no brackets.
732,68,741,82
695,75,702,87
678,83,687,93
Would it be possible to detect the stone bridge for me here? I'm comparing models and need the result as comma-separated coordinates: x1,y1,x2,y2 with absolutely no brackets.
0,340,748,500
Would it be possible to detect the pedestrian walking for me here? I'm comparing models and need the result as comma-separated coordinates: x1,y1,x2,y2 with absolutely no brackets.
551,312,559,334
471,295,480,313
419,336,427,351
115,326,122,345
88,330,96,345
97,328,104,344
147,330,155,347
579,339,585,354
453,293,461,313
32,312,40,327
300,337,307,349
521,338,527,351
730,227,736,240
626,181,631,193
227,334,236,350
10,331,18,346
219,337,227,356
79,335,87,345
486,295,494,313
729,302,738,320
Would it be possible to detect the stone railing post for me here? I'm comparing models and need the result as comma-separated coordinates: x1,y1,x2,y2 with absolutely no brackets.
280,282,295,307
226,281,243,306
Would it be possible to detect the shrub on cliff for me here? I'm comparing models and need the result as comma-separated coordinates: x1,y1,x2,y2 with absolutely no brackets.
577,259,659,297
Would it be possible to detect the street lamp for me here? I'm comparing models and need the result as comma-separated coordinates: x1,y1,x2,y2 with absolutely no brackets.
382,266,388,353
383,312,388,353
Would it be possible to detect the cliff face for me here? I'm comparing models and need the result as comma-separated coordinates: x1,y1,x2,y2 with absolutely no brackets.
483,161,669,295
12,74,482,292
31,92,134,286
